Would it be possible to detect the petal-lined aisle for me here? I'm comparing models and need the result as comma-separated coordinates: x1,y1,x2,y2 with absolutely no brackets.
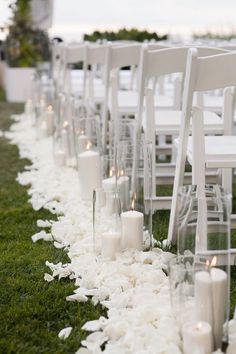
7,113,181,353
0,103,104,353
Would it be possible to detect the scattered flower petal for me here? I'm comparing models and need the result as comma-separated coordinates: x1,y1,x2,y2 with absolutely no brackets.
31,231,53,243
58,326,72,340
44,273,54,282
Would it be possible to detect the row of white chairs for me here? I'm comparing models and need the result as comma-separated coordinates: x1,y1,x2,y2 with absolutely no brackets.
51,40,236,263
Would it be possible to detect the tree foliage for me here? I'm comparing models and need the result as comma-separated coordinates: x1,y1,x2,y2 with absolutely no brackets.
4,0,50,67
84,27,168,42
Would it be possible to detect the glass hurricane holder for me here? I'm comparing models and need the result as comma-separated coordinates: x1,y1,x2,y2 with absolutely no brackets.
53,127,66,168
115,138,153,251
53,94,78,166
93,155,121,259
77,127,102,203
169,256,214,354
73,115,102,169
32,72,56,138
109,117,136,157
177,184,231,349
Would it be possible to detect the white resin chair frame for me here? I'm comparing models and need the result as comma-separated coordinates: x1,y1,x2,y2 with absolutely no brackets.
168,48,236,263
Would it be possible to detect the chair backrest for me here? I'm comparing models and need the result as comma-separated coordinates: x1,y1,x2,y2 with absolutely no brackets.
60,44,86,96
51,43,64,81
168,48,236,243
85,43,106,66
101,43,142,152
136,46,228,134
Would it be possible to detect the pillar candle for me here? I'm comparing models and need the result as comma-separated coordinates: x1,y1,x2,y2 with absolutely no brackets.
38,121,48,139
101,231,121,260
78,150,101,201
78,134,89,154
24,99,34,118
45,105,54,136
54,149,66,167
195,267,227,349
102,176,124,216
182,321,213,354
119,175,130,210
121,209,143,250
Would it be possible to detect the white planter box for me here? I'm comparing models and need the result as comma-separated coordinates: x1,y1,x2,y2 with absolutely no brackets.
5,67,35,102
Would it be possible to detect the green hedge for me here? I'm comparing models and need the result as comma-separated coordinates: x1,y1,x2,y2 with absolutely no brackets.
84,27,168,43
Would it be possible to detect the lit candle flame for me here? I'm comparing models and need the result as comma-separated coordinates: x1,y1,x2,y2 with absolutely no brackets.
47,105,53,112
81,130,84,135
196,322,202,331
131,199,135,210
86,141,92,150
211,256,217,267
109,167,115,177
63,121,69,129
120,169,124,176
131,193,136,210
205,256,217,270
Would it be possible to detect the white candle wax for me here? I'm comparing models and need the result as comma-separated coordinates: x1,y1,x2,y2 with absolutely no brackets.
61,128,70,157
102,177,117,216
104,191,116,216
194,271,213,329
24,99,34,118
38,121,48,139
211,267,227,349
182,321,213,354
121,210,143,250
101,231,121,260
102,176,116,191
195,268,227,349
54,150,66,167
78,150,101,201
78,134,89,154
119,175,130,210
45,107,54,136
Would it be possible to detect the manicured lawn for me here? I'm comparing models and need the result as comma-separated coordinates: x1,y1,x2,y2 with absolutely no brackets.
0,101,235,353
0,102,105,354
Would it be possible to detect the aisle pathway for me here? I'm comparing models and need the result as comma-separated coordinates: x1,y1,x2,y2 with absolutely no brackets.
0,103,104,354
5,108,180,353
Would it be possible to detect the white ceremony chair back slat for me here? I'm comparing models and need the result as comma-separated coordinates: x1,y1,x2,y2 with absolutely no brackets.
136,47,228,211
101,43,142,153
168,48,236,263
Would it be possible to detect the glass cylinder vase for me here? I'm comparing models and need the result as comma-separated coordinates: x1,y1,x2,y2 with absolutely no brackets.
115,138,153,251
176,184,231,350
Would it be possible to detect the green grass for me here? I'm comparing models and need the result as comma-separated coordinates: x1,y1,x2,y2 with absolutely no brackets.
0,101,236,352
0,102,105,354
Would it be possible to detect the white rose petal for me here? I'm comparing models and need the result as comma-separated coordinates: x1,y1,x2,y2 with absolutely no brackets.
44,273,54,282
37,219,52,228
58,326,72,340
54,241,65,249
31,231,53,243
75,348,91,354
66,293,88,302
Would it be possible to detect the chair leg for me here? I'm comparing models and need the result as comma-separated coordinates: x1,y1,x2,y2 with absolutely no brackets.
222,168,233,195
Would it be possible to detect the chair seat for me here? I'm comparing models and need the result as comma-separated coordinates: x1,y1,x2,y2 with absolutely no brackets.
144,110,223,135
108,91,174,115
186,136,236,168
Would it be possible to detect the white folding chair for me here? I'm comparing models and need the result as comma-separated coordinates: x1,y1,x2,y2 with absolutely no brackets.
83,43,107,108
101,43,142,152
60,43,86,97
136,46,228,210
168,48,236,263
